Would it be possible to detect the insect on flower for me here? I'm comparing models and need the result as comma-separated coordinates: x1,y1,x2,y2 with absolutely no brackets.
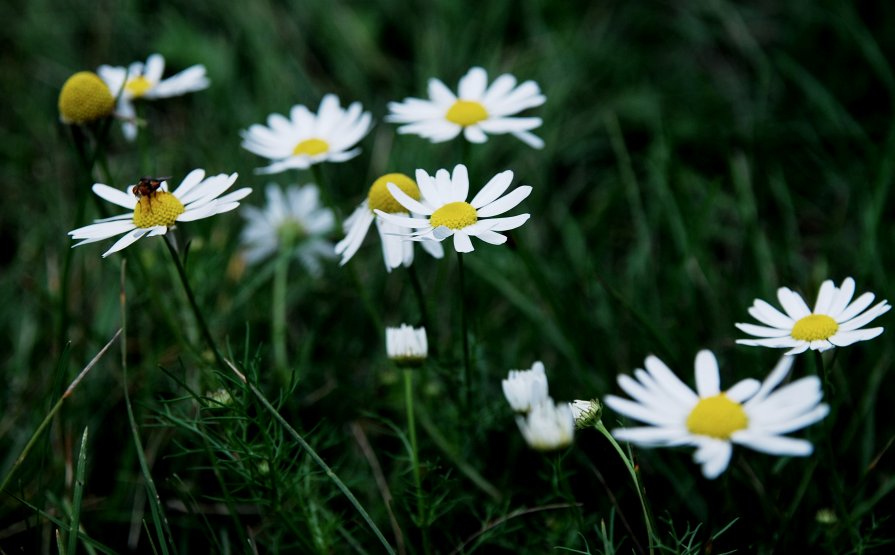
131,176,170,212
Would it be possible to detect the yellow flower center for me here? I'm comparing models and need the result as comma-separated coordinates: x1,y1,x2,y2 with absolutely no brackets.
686,393,748,440
292,138,329,157
58,71,115,125
125,76,153,98
791,314,839,341
368,173,420,213
133,192,185,228
445,100,489,126
430,201,478,229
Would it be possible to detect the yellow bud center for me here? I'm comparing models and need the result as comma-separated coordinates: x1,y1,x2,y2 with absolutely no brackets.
368,173,420,213
791,314,839,341
58,71,115,125
445,100,488,126
133,192,185,228
686,393,748,440
430,201,478,230
125,76,153,98
292,138,329,157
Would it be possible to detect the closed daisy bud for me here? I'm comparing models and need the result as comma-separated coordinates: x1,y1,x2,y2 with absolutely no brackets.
58,71,115,124
386,324,428,367
569,399,602,429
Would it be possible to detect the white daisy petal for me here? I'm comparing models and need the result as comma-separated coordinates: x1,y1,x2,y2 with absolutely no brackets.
826,277,856,318
836,291,876,322
734,322,791,338
813,279,837,313
777,287,811,320
837,301,891,331
725,379,760,403
694,350,720,397
102,228,152,257
731,432,814,457
453,231,474,253
749,299,795,328
470,170,514,208
475,185,531,217
612,427,690,446
829,327,884,346
92,184,137,209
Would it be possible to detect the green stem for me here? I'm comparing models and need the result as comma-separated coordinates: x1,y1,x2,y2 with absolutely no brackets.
163,235,227,371
404,368,431,554
407,263,430,332
272,240,292,379
814,350,832,399
594,421,656,555
456,251,472,413
233,366,396,555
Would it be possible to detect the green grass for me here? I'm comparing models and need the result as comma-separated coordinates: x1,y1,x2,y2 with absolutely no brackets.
3,0,895,552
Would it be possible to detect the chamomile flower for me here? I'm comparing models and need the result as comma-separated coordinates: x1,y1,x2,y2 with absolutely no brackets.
239,184,336,276
387,66,546,148
386,324,428,367
736,277,891,355
69,169,251,257
569,399,602,428
604,351,829,479
335,173,444,271
502,361,549,413
374,164,531,254
516,398,575,451
98,53,209,141
58,71,115,125
240,95,373,175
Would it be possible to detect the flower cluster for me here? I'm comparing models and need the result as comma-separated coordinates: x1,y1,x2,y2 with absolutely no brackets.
502,362,574,451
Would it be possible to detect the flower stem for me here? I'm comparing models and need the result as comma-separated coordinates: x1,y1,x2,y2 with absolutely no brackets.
594,421,656,555
407,263,430,332
163,235,227,371
814,350,832,399
456,250,472,412
404,368,431,554
272,238,292,380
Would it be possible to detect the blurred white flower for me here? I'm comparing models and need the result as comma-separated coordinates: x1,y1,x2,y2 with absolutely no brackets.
386,324,428,367
516,398,575,451
387,66,546,148
241,94,372,174
375,164,531,254
98,53,209,140
239,184,336,276
336,173,443,271
69,170,250,257
502,361,549,413
604,351,829,479
736,277,890,355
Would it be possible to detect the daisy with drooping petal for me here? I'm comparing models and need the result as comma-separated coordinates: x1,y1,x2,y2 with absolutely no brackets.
374,164,531,254
387,66,546,148
736,277,891,355
516,398,575,451
239,183,336,276
386,324,428,367
502,361,549,413
335,173,444,271
240,95,373,175
69,169,251,257
604,351,829,479
98,53,209,140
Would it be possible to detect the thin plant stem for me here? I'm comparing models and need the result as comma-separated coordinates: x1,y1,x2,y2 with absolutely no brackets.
814,350,832,399
226,361,397,555
272,239,292,379
163,235,227,371
594,421,656,555
406,263,430,332
456,251,472,413
0,330,120,495
403,368,431,554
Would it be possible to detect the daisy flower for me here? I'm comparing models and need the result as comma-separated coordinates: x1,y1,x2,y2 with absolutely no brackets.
516,398,575,451
736,277,891,355
502,361,549,413
69,169,251,257
569,399,603,428
240,95,373,175
604,351,829,479
386,324,428,367
387,66,546,148
58,71,115,125
336,173,444,271
374,164,531,254
98,53,209,141
239,183,336,275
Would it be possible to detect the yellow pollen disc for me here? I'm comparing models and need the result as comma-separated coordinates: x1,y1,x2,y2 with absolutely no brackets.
125,76,153,98
292,138,329,157
368,173,420,213
133,192,186,228
58,71,115,124
445,100,488,126
686,393,748,440
791,314,839,341
430,201,478,230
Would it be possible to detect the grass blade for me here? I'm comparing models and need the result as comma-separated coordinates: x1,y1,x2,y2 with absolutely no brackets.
67,426,89,555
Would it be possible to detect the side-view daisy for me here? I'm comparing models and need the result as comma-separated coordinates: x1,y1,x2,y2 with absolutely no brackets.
374,164,531,253
386,324,428,367
736,277,891,355
502,361,549,413
604,351,829,479
516,398,575,451
239,183,335,275
241,95,373,175
98,53,209,140
387,66,546,148
69,169,251,257
335,173,444,271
